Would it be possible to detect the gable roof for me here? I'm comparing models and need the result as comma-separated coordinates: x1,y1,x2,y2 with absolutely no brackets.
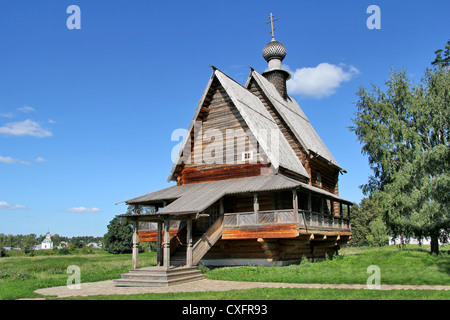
168,68,309,182
245,70,342,170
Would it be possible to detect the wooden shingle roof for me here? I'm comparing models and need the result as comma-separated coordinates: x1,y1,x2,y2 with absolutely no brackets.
246,70,342,170
125,174,352,216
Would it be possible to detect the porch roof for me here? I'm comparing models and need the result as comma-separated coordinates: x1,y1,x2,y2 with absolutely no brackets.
123,174,353,216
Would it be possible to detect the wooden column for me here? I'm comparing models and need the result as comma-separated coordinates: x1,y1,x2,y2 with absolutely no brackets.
339,203,343,218
220,198,224,215
319,197,324,213
307,193,312,227
292,189,298,222
156,221,163,266
253,193,259,223
253,193,259,212
347,205,351,221
186,218,193,267
163,219,171,270
132,220,139,269
307,193,312,212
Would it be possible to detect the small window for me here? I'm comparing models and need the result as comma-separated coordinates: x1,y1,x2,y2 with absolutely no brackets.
242,151,253,161
316,172,322,187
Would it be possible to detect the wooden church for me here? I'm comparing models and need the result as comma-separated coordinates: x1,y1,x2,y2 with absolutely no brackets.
115,14,352,286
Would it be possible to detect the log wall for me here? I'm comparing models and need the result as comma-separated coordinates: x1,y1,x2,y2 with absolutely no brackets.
180,79,268,178
203,234,351,262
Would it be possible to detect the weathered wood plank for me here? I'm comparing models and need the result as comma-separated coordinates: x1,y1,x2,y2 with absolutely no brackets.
138,229,178,242
222,224,298,240
181,164,269,184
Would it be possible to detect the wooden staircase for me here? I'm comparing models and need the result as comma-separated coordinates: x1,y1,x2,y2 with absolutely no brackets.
114,215,223,287
170,234,203,267
171,215,223,267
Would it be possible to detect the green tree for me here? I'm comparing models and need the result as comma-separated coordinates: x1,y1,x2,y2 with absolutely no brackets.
22,234,37,250
103,216,133,254
350,197,388,246
366,217,389,247
69,237,84,249
350,40,450,254
432,39,450,68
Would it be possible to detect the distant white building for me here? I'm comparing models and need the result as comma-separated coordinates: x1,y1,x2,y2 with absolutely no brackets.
40,232,53,250
86,242,102,249
57,241,68,249
390,236,444,246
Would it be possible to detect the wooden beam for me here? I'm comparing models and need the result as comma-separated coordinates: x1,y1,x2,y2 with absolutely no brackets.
157,221,162,266
307,193,312,212
319,197,324,214
132,220,139,269
253,193,259,213
186,218,193,267
292,190,298,220
163,219,170,270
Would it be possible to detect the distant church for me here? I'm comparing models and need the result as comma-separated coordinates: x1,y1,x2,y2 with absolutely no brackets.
40,231,53,250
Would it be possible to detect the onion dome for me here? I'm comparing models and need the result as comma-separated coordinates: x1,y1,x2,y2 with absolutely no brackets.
262,40,287,62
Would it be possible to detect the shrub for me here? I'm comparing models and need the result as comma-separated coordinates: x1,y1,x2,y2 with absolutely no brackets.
0,246,7,258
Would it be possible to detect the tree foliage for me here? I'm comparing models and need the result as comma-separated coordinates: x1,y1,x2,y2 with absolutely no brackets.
103,216,134,254
349,198,389,247
350,40,450,254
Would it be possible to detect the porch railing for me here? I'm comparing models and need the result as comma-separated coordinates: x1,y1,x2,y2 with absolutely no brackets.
223,209,351,231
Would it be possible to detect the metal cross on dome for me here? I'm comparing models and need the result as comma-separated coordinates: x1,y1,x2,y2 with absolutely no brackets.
266,12,278,40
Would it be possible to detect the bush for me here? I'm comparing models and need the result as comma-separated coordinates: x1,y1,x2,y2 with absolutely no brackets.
0,246,7,258
58,247,70,255
366,217,389,247
23,245,35,257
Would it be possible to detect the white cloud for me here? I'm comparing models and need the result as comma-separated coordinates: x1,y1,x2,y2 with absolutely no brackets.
62,207,103,213
285,63,359,98
0,201,28,210
0,156,31,166
0,156,15,164
0,112,14,118
35,157,47,163
0,119,52,138
17,105,35,113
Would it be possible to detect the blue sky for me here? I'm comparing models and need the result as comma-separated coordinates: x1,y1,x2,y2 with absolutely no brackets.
0,0,449,237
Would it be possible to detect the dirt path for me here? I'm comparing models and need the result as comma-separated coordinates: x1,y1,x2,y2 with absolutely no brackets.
34,279,450,299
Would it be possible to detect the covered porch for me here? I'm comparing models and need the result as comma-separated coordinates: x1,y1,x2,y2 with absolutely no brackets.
113,211,209,287
114,174,353,285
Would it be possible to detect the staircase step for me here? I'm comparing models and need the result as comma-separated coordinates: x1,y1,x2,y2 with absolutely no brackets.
129,266,198,274
114,267,205,287
122,269,202,281
114,274,205,287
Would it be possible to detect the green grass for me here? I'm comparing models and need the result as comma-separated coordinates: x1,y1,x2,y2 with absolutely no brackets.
203,245,450,286
57,287,450,300
0,249,156,300
0,245,449,300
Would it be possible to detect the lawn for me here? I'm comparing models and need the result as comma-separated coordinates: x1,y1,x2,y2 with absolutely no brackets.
0,245,449,300
59,287,450,300
203,245,450,285
0,249,156,300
